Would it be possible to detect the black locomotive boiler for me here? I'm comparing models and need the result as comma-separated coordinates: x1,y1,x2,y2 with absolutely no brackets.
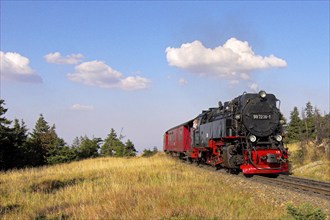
164,91,289,175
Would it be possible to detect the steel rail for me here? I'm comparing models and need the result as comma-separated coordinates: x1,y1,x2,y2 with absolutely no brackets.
174,156,330,199
251,175,330,199
277,174,330,188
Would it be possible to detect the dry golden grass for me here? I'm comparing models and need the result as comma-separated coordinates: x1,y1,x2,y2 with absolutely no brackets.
287,141,330,181
0,154,286,219
292,160,330,182
286,142,300,152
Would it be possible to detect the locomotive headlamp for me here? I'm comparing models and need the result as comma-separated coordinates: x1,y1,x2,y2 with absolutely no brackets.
235,114,241,120
259,90,267,98
275,135,283,142
249,135,257,142
280,119,285,125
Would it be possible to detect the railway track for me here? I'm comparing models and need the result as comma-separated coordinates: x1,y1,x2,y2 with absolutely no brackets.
250,174,330,199
179,158,330,200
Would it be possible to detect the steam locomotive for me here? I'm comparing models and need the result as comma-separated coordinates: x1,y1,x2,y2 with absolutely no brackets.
163,91,289,175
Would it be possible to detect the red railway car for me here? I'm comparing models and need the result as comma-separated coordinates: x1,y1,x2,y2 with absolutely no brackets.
163,121,192,156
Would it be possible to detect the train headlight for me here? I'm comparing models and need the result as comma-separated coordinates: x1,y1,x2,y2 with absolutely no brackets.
249,135,257,142
275,135,283,142
235,114,241,120
259,90,267,98
280,119,285,125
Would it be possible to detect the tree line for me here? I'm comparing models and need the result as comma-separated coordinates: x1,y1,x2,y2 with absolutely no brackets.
0,100,139,171
2,99,328,170
285,101,330,144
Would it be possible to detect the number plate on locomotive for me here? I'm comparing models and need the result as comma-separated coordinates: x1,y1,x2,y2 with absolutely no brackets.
253,114,271,120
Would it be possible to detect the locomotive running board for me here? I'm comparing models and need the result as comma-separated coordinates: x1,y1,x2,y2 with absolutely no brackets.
241,164,284,174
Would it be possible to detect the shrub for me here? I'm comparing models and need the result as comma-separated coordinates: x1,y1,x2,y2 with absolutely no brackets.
286,203,326,220
141,147,158,157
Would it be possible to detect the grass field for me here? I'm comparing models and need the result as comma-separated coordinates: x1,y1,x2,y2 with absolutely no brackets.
286,141,330,181
0,154,291,219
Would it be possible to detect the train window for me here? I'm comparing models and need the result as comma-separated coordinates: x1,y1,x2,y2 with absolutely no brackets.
169,132,173,142
276,100,281,109
193,119,198,129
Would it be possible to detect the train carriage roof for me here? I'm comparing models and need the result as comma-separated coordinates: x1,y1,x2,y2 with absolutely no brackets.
165,119,195,133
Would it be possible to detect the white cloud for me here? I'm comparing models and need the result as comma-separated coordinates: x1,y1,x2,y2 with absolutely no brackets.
68,60,150,90
0,51,42,83
44,52,83,65
178,78,188,85
165,38,287,83
120,76,151,90
70,104,94,111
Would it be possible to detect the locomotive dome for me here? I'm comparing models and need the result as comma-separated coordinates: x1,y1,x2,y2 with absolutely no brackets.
241,91,280,137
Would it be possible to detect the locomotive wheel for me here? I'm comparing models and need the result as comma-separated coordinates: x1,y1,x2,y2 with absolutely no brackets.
243,174,254,178
260,174,279,178
228,169,240,175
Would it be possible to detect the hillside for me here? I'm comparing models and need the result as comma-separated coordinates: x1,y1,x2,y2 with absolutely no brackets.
0,154,328,219
286,140,330,181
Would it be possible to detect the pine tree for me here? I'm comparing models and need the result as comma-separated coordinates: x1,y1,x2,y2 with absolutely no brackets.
314,109,330,144
76,136,101,159
287,107,302,142
0,100,14,170
124,139,137,157
26,114,50,165
27,114,66,166
72,137,81,148
0,100,29,169
12,119,29,167
101,128,124,156
13,119,28,147
302,102,316,140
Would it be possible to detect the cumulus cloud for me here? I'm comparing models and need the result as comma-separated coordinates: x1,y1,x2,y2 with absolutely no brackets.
165,38,287,82
44,52,83,64
70,104,94,111
68,60,150,90
120,76,151,90
0,51,42,83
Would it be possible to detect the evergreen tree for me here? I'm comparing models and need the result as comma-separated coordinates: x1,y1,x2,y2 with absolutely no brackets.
314,109,330,144
71,136,81,148
0,100,14,170
287,107,302,142
27,114,66,166
302,102,316,140
76,136,101,159
101,128,125,156
46,145,77,165
0,100,29,169
26,114,50,166
305,101,314,118
46,125,66,162
13,119,28,147
124,139,137,157
100,129,137,157
12,119,29,167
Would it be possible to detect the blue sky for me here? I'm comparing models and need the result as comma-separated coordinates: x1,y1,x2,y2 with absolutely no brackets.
1,1,329,151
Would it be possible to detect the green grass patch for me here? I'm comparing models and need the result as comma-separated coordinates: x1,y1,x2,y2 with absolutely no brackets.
285,203,326,220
